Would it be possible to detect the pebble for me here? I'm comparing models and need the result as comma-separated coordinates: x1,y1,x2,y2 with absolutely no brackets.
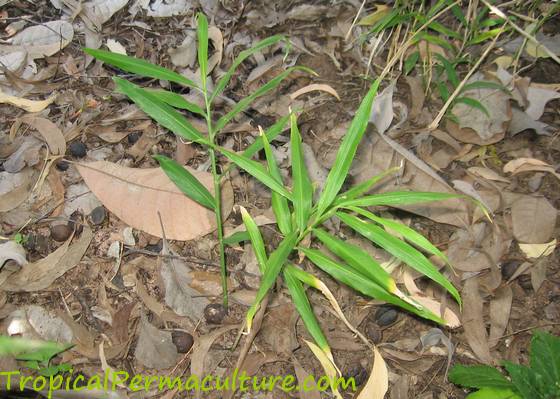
55,160,69,171
204,303,227,324
90,206,106,225
375,306,398,327
501,260,521,280
171,331,194,353
127,132,140,144
68,141,87,158
51,224,72,242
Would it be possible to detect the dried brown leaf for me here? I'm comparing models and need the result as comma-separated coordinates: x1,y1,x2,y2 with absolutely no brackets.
511,195,556,243
461,277,493,364
488,285,512,347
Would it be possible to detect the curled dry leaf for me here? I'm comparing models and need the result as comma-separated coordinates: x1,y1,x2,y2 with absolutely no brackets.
5,20,74,59
0,240,27,267
134,316,178,369
488,285,512,347
511,195,556,244
519,239,556,259
0,226,93,292
0,169,34,212
0,90,57,113
190,324,239,377
461,277,493,364
503,157,560,181
467,166,510,183
11,115,66,155
76,161,233,241
290,84,340,101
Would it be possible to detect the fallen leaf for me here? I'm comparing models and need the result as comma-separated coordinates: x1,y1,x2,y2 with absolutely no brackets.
142,0,192,17
290,84,340,101
0,169,34,212
420,328,454,378
369,82,395,134
83,0,129,29
5,20,74,59
509,108,553,136
25,305,73,343
519,239,556,259
467,166,509,183
1,226,92,291
304,340,342,399
0,240,27,267
461,277,492,364
503,157,560,181
190,324,238,376
106,39,127,55
293,356,321,399
511,195,556,243
12,115,66,155
530,258,547,292
134,316,178,369
0,90,57,112
356,346,388,399
168,31,197,67
525,85,560,120
76,161,233,241
488,285,512,347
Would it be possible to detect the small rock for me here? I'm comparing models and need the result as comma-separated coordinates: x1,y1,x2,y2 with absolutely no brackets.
127,132,140,144
68,141,87,158
89,206,106,225
55,160,69,171
375,306,398,327
171,331,194,353
51,224,71,242
204,303,227,324
501,260,521,280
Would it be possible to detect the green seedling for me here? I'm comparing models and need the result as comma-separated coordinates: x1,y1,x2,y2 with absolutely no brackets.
450,331,560,399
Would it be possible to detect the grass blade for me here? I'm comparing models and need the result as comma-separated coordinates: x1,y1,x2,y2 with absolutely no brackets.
240,206,267,273
84,48,197,88
246,231,298,331
283,266,330,354
220,149,293,200
223,231,250,246
337,212,461,306
146,89,206,116
338,191,463,208
334,166,401,204
154,155,215,210
315,78,381,218
290,112,312,232
312,228,398,294
214,66,313,133
454,97,490,117
260,127,292,235
347,206,451,265
113,78,209,145
300,247,444,324
196,13,209,90
241,115,289,159
211,35,286,102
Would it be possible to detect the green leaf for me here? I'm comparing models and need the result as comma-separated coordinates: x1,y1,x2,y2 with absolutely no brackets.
437,80,450,102
300,247,445,324
503,362,543,399
347,206,451,265
454,97,490,117
312,228,397,294
283,265,330,352
240,206,267,274
84,48,197,88
241,115,289,159
196,13,209,90
335,167,401,204
448,365,514,390
113,78,209,145
404,51,420,75
315,78,381,218
261,127,292,235
466,388,522,399
530,331,560,387
220,149,293,200
146,89,206,116
434,53,459,88
154,155,215,210
450,3,466,25
460,80,509,94
246,231,298,331
290,112,312,232
338,191,463,208
337,212,461,306
414,32,455,52
214,66,313,133
211,35,286,102
223,230,250,246
469,28,503,45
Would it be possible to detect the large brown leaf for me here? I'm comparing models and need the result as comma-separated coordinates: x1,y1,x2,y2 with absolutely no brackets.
76,161,233,241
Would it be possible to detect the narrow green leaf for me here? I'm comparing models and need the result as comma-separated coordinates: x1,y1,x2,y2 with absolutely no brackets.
437,80,450,102
147,89,206,116
290,112,312,232
337,212,461,306
220,149,293,200
415,32,455,52
450,3,466,25
404,51,420,75
196,13,209,90
223,230,250,246
113,78,209,145
241,115,289,159
448,365,514,390
427,21,462,39
434,53,459,88
240,206,267,273
300,247,445,324
338,191,463,208
335,167,401,204
315,78,381,218
154,155,215,210
468,28,503,45
214,66,314,133
246,231,298,331
460,80,509,94
283,266,329,351
84,48,197,88
347,206,451,265
454,97,490,117
211,35,286,102
313,228,397,293
261,127,292,235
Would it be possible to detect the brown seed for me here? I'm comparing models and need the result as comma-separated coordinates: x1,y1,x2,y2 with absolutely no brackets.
363,321,382,344
171,331,194,353
204,303,227,324
51,224,71,242
375,306,398,327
